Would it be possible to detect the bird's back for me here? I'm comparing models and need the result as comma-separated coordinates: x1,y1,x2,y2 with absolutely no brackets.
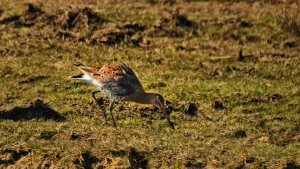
74,63,144,99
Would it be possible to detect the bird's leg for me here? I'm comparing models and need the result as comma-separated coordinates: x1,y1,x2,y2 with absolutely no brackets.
92,91,107,123
92,91,100,103
109,99,117,128
100,106,107,124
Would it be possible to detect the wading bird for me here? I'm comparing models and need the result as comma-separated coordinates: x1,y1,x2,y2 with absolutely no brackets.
70,63,174,129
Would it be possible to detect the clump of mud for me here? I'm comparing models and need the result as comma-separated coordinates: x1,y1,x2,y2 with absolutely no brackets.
0,4,148,47
0,4,200,47
0,3,43,27
234,130,247,138
73,147,148,169
45,6,107,40
27,3,43,14
39,131,57,140
149,9,197,37
184,102,198,116
90,22,147,46
51,7,148,46
212,101,224,109
0,149,29,165
65,7,105,29
70,131,91,140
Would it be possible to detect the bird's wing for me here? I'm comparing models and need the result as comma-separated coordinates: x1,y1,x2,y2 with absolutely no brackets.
94,64,144,96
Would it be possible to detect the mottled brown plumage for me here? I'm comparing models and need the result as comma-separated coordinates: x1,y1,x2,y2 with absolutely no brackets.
70,63,174,129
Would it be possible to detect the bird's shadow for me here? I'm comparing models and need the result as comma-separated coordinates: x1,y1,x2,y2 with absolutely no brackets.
0,99,66,121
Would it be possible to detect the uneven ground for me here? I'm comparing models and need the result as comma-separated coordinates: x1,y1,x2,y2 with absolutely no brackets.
0,0,299,168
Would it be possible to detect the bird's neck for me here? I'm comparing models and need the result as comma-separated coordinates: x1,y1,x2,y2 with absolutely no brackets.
129,92,156,105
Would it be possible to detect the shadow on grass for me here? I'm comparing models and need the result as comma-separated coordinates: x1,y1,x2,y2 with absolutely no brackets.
0,99,66,121
73,151,101,169
128,147,148,169
72,147,148,169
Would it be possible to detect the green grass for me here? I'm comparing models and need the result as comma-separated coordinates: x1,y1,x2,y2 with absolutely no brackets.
0,0,299,168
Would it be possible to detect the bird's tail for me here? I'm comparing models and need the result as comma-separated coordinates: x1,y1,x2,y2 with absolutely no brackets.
69,63,98,80
73,62,98,75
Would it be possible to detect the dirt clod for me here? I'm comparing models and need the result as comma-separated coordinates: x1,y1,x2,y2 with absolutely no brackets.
150,10,196,37
239,20,252,28
284,161,300,169
90,23,146,46
65,7,105,30
212,101,224,109
185,160,204,168
282,40,297,48
70,132,79,140
184,102,198,116
234,130,247,138
40,131,57,140
246,157,255,163
0,15,20,25
0,149,29,165
173,12,194,27
121,23,146,32
27,3,43,14
267,94,283,101
70,131,91,140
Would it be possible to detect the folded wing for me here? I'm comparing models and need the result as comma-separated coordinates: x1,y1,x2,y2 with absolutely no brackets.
94,64,144,97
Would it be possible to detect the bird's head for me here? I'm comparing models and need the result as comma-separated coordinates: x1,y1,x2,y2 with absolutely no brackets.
147,93,175,129
150,93,166,112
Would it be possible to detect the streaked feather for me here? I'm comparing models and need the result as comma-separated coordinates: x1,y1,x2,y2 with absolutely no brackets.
72,63,144,99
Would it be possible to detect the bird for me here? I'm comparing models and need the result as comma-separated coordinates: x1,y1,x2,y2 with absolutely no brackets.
69,63,174,129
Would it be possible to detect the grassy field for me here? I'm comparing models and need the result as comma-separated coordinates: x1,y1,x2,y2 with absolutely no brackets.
0,0,299,168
